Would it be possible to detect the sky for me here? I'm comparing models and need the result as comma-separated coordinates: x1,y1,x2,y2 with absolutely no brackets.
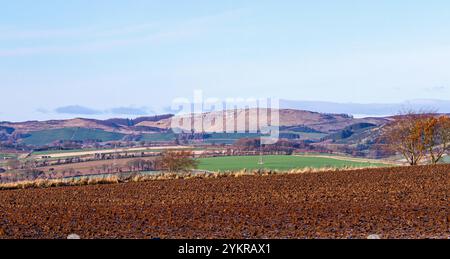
1,0,450,121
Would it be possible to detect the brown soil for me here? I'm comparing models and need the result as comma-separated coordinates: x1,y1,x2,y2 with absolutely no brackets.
0,165,448,239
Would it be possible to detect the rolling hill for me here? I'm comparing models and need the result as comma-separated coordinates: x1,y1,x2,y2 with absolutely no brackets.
0,109,390,147
136,109,389,133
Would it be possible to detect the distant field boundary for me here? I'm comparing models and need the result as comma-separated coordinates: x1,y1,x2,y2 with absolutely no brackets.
32,146,193,159
293,154,401,166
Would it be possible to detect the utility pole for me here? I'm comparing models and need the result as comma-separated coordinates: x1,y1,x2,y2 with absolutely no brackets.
113,141,117,173
258,144,264,165
113,128,118,173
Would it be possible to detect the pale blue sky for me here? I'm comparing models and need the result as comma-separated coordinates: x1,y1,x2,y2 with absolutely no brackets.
1,0,450,121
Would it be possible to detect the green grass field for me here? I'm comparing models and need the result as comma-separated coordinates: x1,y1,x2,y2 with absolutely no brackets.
282,131,327,140
140,132,264,144
22,128,124,146
198,155,387,171
140,133,178,142
32,148,101,155
442,156,450,164
0,153,18,159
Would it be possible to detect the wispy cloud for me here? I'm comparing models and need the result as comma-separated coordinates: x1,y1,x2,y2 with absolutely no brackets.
0,8,245,57
110,107,153,116
52,105,154,116
425,86,447,92
36,108,50,114
55,105,103,115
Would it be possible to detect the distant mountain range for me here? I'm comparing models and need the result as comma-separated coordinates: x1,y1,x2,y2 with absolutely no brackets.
280,99,450,117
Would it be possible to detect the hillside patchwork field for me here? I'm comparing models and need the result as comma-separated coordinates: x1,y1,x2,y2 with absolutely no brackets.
0,109,390,148
22,128,124,146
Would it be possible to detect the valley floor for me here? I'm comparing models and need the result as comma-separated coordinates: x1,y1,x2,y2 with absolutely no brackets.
0,165,448,239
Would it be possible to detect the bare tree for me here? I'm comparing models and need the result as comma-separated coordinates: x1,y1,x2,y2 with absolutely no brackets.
157,151,198,172
6,158,20,170
126,160,136,172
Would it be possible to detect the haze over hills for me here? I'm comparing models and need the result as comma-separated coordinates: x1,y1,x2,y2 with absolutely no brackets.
4,99,446,123
280,99,450,117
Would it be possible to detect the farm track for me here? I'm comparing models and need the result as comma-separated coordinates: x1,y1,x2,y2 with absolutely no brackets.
0,165,448,239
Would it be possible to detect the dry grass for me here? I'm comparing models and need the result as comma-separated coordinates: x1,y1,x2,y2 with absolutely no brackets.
0,177,118,190
0,165,391,191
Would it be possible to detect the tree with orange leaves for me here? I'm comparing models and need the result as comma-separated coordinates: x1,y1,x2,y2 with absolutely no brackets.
382,111,450,166
381,112,428,166
424,116,450,164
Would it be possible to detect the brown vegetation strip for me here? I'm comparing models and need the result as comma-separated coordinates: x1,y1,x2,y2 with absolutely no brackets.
0,165,448,239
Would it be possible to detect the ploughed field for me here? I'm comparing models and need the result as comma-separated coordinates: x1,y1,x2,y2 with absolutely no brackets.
0,165,448,239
